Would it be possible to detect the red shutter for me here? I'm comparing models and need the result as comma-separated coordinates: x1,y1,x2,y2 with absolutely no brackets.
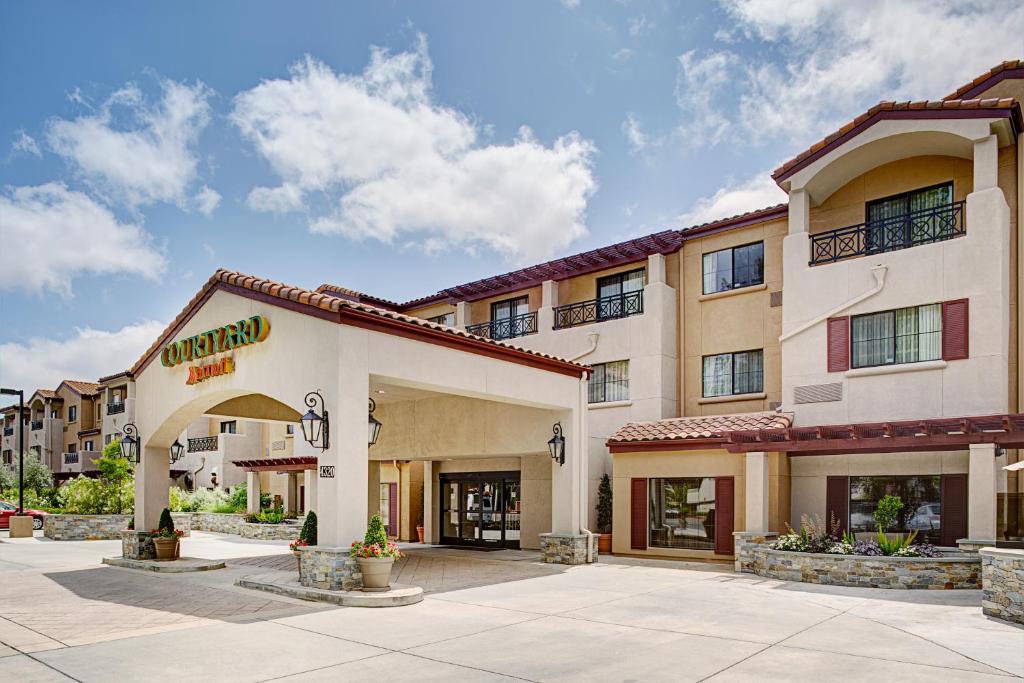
940,474,967,546
825,476,849,535
630,478,647,550
942,299,969,361
388,483,398,537
714,477,734,555
826,317,850,372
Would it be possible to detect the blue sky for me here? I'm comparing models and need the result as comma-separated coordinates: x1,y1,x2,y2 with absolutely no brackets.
1,0,1021,399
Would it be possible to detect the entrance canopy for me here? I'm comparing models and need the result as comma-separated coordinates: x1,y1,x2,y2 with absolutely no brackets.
232,456,317,472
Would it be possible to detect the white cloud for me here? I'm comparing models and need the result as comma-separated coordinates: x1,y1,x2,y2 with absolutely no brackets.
0,183,167,295
0,321,167,401
193,185,221,216
232,37,598,263
628,14,655,37
46,78,213,209
677,169,786,227
611,47,633,62
560,0,580,8
11,131,41,158
621,113,648,154
677,1,1024,147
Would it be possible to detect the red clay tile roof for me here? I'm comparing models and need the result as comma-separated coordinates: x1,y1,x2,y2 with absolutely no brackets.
60,380,104,396
130,269,588,377
680,204,787,240
32,389,59,400
608,411,794,445
772,98,1020,184
944,60,1024,101
98,370,133,384
314,284,400,310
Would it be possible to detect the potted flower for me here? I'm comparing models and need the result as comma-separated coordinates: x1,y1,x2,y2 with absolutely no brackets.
152,508,183,560
350,514,402,591
596,473,613,554
289,539,308,570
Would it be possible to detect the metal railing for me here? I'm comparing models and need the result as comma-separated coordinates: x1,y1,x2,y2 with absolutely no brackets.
63,452,79,465
106,402,125,415
31,420,43,431
809,201,965,266
465,311,538,340
187,435,219,453
554,290,644,330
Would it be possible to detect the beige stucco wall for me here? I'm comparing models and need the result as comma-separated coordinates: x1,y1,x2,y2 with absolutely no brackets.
403,301,455,322
680,218,786,416
466,286,543,326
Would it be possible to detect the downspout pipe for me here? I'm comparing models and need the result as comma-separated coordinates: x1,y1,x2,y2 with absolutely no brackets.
779,265,887,342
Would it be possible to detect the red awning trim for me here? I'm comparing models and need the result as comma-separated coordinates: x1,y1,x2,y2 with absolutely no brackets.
231,456,318,472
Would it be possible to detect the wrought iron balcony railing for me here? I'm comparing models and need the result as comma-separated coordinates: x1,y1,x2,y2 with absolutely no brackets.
465,311,538,340
810,201,965,266
187,435,219,453
2,427,12,436
106,402,125,415
554,290,644,330
63,452,79,465
31,420,43,431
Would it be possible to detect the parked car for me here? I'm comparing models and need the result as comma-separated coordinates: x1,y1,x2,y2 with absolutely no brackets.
0,501,47,530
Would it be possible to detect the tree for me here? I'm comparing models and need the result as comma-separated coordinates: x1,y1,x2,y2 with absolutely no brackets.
364,514,388,547
97,440,133,514
596,474,613,534
299,510,317,546
873,494,904,533
0,464,14,492
158,508,175,533
5,453,53,493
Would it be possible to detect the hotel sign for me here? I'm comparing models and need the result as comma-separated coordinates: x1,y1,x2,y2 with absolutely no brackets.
161,315,270,384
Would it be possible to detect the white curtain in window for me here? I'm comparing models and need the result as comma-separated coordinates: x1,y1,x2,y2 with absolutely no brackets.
604,360,630,401
894,307,918,364
703,354,732,397
852,312,894,368
702,251,732,294
917,304,942,360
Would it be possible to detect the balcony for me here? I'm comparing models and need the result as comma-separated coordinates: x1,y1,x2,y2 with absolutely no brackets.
465,312,538,341
106,401,125,415
63,452,79,465
554,290,644,330
188,435,218,452
31,420,43,431
809,201,965,266
3,427,12,436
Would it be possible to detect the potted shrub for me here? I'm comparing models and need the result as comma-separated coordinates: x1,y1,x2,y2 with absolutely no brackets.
350,514,402,591
151,508,183,560
596,473,613,554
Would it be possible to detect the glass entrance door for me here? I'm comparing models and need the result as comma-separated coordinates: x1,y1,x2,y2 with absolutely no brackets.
439,472,521,548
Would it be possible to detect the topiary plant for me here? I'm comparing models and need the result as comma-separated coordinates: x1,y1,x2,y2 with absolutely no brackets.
364,514,388,548
596,473,613,534
300,510,317,546
873,494,904,533
157,507,175,534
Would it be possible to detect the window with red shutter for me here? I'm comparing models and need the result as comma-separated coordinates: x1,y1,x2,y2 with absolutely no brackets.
826,476,849,535
714,477,734,555
940,474,967,546
827,317,850,372
630,478,647,550
388,483,398,537
941,299,969,360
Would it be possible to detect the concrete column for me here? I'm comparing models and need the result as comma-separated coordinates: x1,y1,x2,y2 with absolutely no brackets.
787,188,810,235
303,468,317,514
745,451,769,532
968,443,998,541
538,279,558,332
551,376,588,534
455,301,469,330
367,460,381,523
135,445,169,532
423,460,434,544
246,470,261,514
647,253,666,284
283,472,298,514
973,134,999,192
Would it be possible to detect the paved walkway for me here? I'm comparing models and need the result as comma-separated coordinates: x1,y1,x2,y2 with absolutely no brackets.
2,531,1022,681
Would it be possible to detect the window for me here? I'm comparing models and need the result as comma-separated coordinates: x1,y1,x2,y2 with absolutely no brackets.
379,483,391,531
30,446,41,458
220,421,237,434
67,406,77,422
649,478,717,550
851,304,941,369
867,182,953,251
702,242,764,294
427,312,455,327
66,443,77,453
596,269,644,318
702,350,763,397
490,296,530,340
2,450,11,465
589,361,629,403
84,440,94,451
51,409,59,419
286,424,295,435
849,475,942,544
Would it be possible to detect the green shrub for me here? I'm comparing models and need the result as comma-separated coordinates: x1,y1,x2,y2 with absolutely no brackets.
364,514,388,546
246,509,285,524
169,487,230,512
300,510,317,545
596,474,613,534
873,494,904,533
158,508,175,533
226,483,248,512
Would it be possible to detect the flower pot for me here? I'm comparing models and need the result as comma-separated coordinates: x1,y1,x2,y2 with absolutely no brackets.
416,526,425,543
174,538,181,559
356,556,395,591
293,550,302,572
153,537,177,561
598,533,612,554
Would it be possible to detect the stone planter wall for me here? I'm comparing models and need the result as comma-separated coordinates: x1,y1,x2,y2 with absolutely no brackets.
539,532,598,565
981,548,1024,624
299,546,362,591
733,531,779,572
122,530,156,560
44,514,133,541
239,522,301,540
168,512,246,535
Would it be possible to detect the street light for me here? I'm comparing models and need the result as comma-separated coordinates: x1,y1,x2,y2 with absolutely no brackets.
169,439,184,464
368,398,382,447
300,391,329,451
120,423,140,464
548,422,565,466
0,388,24,513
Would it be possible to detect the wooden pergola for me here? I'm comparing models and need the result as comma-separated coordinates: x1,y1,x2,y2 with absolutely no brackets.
231,456,318,472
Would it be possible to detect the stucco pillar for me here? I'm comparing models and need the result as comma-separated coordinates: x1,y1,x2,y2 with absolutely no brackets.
973,134,999,192
455,301,469,330
641,256,678,420
303,468,317,514
367,460,381,522
246,470,261,514
968,443,997,541
283,472,298,514
135,445,169,532
787,188,810,235
538,279,558,332
745,451,769,532
647,253,666,284
423,460,435,543
551,376,588,534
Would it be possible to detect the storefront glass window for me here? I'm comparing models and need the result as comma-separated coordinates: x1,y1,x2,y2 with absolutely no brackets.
649,477,717,550
849,475,942,543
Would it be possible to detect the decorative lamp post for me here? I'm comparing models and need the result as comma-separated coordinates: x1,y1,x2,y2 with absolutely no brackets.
548,422,565,466
300,391,329,451
0,388,25,513
120,423,140,464
169,439,184,464
368,398,382,447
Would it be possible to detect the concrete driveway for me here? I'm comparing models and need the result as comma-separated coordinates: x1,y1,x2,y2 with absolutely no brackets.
1,531,1021,682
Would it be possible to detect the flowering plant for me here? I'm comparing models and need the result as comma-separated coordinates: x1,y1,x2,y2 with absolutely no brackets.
349,513,402,559
289,539,308,552
150,527,184,539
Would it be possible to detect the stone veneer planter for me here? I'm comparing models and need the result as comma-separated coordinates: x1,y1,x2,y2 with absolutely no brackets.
980,547,1024,624
299,546,363,591
239,522,301,540
539,532,599,565
44,514,133,541
169,512,247,535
